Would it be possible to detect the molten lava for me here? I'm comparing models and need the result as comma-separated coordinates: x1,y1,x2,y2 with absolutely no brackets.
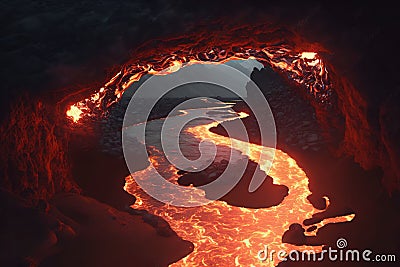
66,28,351,265
124,112,354,266
66,105,83,123
66,45,330,123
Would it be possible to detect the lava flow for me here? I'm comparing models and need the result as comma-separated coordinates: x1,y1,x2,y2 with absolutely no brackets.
66,45,331,123
124,112,355,267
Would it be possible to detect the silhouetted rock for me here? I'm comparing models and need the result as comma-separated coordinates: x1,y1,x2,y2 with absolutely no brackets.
306,225,317,232
282,223,306,246
178,156,288,209
307,194,327,210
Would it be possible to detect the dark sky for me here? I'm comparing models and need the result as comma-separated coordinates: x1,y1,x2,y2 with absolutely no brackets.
1,1,398,116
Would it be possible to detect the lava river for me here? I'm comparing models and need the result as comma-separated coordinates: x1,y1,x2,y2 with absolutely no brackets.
124,109,354,267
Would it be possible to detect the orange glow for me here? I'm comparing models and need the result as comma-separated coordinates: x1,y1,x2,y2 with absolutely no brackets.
300,52,320,67
300,52,317,59
66,46,331,123
124,114,355,266
149,60,183,75
66,105,83,123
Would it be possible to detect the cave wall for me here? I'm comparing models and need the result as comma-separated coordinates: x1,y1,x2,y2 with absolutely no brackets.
285,4,400,192
0,96,79,202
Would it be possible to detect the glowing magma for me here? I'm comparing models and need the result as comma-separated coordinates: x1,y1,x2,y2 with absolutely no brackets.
66,47,331,123
124,113,354,267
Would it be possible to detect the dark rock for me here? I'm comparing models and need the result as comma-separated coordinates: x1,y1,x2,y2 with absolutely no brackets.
177,169,187,175
282,223,306,246
307,134,319,143
142,213,175,237
306,225,318,232
303,217,322,226
43,194,193,266
307,194,327,210
36,199,50,213
220,159,229,166
179,158,289,209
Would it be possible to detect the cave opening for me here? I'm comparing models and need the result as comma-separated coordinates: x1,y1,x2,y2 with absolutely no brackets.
66,52,357,267
61,35,400,264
